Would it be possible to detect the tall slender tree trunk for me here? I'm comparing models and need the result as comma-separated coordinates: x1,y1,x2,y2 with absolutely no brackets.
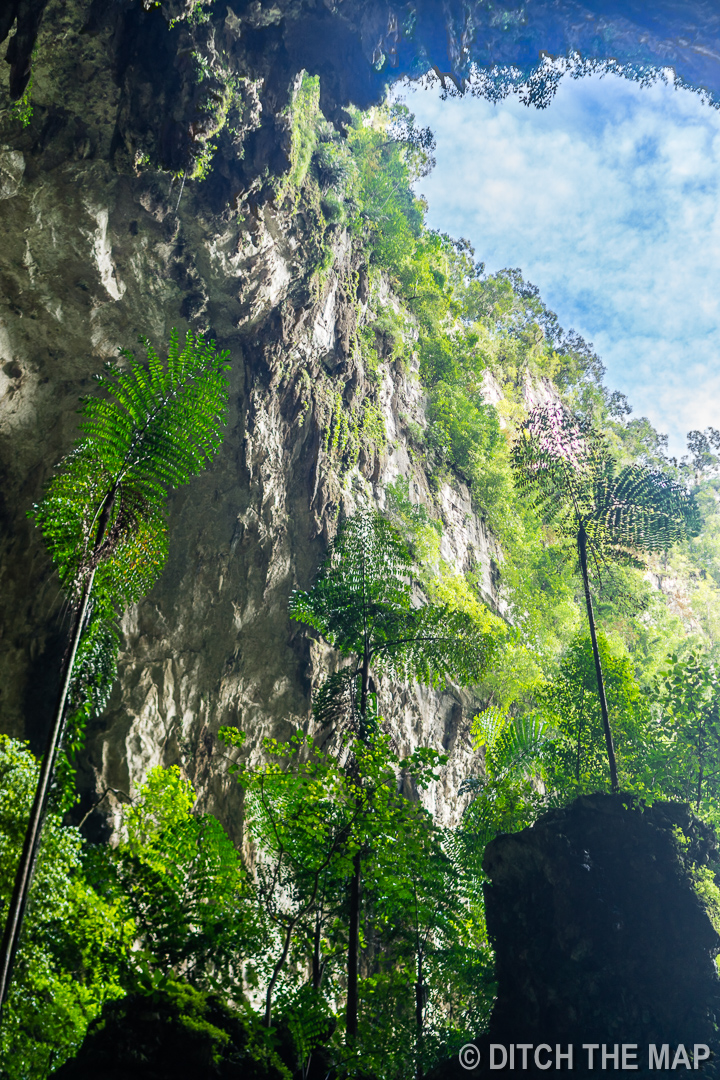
346,848,361,1039
346,645,370,1041
415,946,424,1080
359,645,370,741
264,921,295,1028
577,524,619,794
0,567,96,1015
312,910,324,991
0,483,116,1016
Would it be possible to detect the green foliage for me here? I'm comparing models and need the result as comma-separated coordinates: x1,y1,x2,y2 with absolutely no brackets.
320,190,345,226
290,511,497,737
274,73,322,204
31,330,229,605
384,476,443,563
319,385,386,471
426,381,501,481
314,138,356,196
60,602,120,775
10,74,33,127
225,730,493,1078
653,650,720,816
460,706,550,844
0,738,132,1079
354,785,492,1078
106,767,256,994
346,108,427,273
511,402,700,567
537,634,657,797
227,730,354,1029
509,401,701,788
472,706,550,785
54,977,289,1080
28,330,230,762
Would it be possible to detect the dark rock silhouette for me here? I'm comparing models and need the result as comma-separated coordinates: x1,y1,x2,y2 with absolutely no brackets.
51,980,290,1080
5,2,720,185
437,795,720,1078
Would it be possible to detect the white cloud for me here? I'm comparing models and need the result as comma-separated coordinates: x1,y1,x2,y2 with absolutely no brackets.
401,73,720,455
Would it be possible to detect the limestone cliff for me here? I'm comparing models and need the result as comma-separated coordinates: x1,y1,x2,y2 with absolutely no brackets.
0,0,506,838
4,0,720,839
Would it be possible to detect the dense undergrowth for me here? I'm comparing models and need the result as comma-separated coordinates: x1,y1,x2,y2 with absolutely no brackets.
4,74,720,1079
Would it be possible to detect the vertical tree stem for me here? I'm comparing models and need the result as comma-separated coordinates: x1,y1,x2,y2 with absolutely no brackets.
577,525,619,793
415,949,424,1080
264,921,295,1028
346,849,361,1039
0,567,96,1016
312,910,323,991
346,642,370,1042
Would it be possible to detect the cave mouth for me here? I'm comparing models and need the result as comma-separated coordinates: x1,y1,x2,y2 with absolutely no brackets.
401,64,720,461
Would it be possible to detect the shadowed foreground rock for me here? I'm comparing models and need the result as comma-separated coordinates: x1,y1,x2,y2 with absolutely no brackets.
51,798,720,1078
439,795,720,1078
51,981,288,1080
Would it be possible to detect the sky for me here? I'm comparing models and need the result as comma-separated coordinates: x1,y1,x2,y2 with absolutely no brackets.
399,71,720,458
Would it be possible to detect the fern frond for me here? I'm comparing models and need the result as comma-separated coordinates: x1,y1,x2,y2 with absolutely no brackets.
512,402,700,575
470,707,549,784
31,330,230,604
312,668,359,731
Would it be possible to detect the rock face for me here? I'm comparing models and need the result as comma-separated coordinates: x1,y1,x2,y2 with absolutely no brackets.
0,0,505,837
4,0,720,840
7,1,720,139
445,796,720,1077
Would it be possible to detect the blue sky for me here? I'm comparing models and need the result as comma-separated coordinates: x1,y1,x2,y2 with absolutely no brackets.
400,72,720,458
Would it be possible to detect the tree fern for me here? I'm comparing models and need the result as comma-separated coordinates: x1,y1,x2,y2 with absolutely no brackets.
511,403,699,565
290,508,498,1041
0,331,230,1014
511,402,699,792
30,329,229,604
290,509,496,735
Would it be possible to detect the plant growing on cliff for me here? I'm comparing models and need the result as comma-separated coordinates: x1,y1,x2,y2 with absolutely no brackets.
511,402,700,793
0,331,230,1017
289,509,499,1042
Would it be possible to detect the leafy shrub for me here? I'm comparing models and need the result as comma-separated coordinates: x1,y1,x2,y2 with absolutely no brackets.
102,767,261,995
52,979,288,1080
427,382,500,479
0,738,132,1079
320,191,345,225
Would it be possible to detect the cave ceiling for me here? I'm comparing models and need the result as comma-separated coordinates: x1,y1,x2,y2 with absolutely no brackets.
5,1,720,114
4,1,720,220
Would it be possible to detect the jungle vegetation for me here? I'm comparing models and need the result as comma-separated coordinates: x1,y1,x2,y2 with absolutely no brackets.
3,82,720,1080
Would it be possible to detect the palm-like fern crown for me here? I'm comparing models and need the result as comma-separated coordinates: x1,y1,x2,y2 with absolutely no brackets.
290,512,413,672
511,402,700,565
289,510,496,692
30,330,230,607
469,706,549,785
